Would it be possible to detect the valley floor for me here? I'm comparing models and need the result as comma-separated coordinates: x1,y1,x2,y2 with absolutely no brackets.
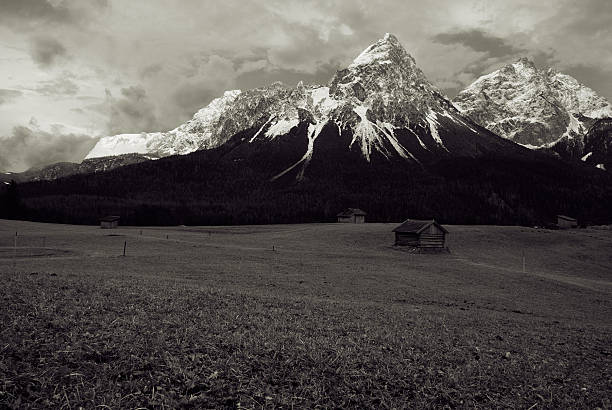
0,220,611,408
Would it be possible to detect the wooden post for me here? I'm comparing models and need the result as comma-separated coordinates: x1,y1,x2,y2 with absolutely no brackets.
123,241,127,257
166,234,169,240
13,232,17,270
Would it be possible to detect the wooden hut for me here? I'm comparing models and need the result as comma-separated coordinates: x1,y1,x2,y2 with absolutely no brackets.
337,208,367,223
100,215,120,229
392,219,448,248
557,215,577,229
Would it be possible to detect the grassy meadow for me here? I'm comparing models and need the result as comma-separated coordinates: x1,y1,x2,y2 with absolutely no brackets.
0,219,611,408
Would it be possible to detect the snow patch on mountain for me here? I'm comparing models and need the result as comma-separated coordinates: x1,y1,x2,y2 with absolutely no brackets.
265,118,299,139
351,105,386,161
272,121,327,181
85,133,154,158
425,110,448,151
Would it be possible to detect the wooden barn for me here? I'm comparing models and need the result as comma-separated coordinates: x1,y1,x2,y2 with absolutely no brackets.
392,219,448,248
337,208,367,224
100,215,120,229
557,215,577,229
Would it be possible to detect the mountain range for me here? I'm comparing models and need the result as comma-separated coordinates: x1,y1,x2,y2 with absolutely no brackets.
2,34,611,226
85,33,524,170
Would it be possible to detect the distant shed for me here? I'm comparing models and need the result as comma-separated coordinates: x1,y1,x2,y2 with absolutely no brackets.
392,219,448,248
100,215,120,229
557,215,577,229
337,208,367,224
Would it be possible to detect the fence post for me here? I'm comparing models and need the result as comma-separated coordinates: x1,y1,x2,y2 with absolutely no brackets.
123,241,127,257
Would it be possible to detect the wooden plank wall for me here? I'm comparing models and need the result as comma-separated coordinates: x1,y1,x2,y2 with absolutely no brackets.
418,233,445,248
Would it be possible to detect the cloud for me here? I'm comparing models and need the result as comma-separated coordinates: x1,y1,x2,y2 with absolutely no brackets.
107,86,158,134
35,71,79,96
0,0,75,26
432,29,524,58
0,0,109,30
29,37,67,68
235,65,338,90
0,125,98,172
139,64,162,79
0,89,23,105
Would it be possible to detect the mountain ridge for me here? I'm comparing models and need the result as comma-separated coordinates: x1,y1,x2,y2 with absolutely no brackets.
4,34,612,227
85,33,522,174
452,58,612,165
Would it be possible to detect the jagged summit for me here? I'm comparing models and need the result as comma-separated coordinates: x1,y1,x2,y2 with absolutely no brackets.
85,34,519,180
453,59,612,150
349,33,409,68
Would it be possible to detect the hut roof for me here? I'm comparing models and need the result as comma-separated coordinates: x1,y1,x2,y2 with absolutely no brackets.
100,215,120,222
337,208,367,217
557,215,577,222
392,219,448,234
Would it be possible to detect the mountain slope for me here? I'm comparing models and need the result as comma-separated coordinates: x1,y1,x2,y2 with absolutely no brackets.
453,58,612,163
582,118,612,171
0,154,153,184
86,33,526,176
6,35,612,226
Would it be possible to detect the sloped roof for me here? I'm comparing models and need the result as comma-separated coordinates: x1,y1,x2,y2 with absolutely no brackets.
557,215,577,222
392,219,448,234
100,215,120,222
337,208,367,217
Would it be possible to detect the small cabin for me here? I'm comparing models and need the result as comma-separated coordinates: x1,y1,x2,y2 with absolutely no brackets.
392,219,448,248
337,208,367,224
557,215,577,229
100,215,120,229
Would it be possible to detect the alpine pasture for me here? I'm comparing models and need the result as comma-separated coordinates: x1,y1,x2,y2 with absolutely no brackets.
1,220,611,408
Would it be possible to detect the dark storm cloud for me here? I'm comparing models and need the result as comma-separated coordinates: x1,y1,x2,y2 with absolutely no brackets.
107,86,158,134
34,72,79,96
29,37,67,68
432,29,524,58
0,0,109,30
0,0,74,26
0,126,98,172
0,89,23,105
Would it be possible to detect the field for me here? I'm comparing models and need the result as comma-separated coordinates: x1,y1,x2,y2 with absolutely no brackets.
0,219,611,408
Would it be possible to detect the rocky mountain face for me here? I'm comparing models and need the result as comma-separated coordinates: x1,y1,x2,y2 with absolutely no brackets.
86,33,524,181
453,58,612,165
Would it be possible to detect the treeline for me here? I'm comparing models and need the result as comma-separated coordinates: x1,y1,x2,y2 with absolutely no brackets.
2,148,611,227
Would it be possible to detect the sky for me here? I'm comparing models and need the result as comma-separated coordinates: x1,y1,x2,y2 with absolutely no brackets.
1,0,611,172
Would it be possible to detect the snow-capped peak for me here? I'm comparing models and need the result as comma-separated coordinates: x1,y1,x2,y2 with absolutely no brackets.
349,33,405,68
85,33,502,175
453,58,612,147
